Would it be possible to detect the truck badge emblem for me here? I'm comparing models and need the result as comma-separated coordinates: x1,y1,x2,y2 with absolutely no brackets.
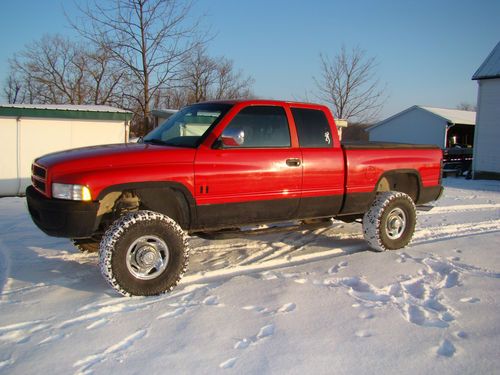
325,131,331,144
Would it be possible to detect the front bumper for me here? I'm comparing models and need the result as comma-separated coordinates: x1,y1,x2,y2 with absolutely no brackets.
26,186,99,238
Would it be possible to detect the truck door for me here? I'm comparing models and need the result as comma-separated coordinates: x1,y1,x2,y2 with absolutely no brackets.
291,107,345,218
194,105,302,228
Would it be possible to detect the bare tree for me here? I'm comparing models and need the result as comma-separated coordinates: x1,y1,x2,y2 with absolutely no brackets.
212,58,254,100
314,46,386,123
153,46,253,108
5,35,125,106
71,0,206,132
456,102,477,111
3,75,23,104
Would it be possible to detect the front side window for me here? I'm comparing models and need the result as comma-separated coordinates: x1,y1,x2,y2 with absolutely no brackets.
292,107,333,148
221,106,290,148
143,103,232,148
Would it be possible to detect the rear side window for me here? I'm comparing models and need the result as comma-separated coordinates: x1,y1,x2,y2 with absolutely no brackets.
292,108,333,148
222,106,290,148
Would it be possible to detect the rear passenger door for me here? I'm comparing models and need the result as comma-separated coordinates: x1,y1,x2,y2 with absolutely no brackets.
291,107,345,218
194,105,303,228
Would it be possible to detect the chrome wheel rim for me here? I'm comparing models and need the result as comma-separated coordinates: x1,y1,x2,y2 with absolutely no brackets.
126,235,169,280
385,207,407,240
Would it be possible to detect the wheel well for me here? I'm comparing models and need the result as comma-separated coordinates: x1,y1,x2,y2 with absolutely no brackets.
376,173,419,201
97,187,191,230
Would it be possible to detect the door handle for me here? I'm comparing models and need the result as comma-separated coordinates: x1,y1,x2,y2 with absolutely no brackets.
286,158,301,167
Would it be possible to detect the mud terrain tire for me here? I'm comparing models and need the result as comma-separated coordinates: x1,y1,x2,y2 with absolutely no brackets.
363,191,416,252
99,210,189,296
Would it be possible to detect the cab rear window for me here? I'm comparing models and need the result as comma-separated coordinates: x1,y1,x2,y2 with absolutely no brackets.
292,108,333,148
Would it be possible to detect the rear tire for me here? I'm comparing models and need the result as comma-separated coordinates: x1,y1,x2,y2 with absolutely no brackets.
362,191,416,251
99,210,189,296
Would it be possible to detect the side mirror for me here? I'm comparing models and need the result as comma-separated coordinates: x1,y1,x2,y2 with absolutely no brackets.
220,128,245,147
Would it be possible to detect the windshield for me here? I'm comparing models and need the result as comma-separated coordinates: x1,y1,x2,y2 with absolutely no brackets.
143,103,233,147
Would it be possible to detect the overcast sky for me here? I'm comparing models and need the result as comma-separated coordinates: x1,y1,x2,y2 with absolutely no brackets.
0,0,499,120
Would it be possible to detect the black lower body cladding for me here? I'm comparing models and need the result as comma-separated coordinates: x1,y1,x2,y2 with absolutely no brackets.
26,186,99,238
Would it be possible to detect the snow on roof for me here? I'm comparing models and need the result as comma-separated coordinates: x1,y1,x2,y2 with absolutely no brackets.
472,41,500,80
368,105,476,131
0,104,131,113
419,106,476,125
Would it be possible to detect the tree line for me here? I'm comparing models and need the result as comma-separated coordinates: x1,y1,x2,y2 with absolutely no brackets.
3,0,388,137
3,0,254,135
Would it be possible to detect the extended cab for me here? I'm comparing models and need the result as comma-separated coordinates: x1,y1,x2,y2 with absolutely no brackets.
26,100,443,296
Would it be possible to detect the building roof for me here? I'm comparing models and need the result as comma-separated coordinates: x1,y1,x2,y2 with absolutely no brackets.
472,41,500,80
419,106,476,125
0,104,132,121
368,105,476,131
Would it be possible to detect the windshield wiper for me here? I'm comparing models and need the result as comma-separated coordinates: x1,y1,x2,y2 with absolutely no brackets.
143,138,169,146
143,138,193,148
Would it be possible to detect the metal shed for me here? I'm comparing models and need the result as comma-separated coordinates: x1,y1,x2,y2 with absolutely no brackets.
472,41,500,179
0,104,132,197
367,106,476,148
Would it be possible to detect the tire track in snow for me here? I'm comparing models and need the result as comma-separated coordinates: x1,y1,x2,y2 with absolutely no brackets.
182,244,367,286
414,219,500,244
420,203,500,215
183,219,499,287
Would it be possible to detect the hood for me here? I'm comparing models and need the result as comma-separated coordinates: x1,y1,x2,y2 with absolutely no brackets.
37,143,196,174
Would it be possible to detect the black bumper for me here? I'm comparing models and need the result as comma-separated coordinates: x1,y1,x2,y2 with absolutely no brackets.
26,186,99,238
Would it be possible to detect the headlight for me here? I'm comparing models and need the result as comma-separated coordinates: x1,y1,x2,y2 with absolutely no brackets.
52,183,92,201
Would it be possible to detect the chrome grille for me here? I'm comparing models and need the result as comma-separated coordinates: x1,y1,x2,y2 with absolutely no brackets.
32,163,47,194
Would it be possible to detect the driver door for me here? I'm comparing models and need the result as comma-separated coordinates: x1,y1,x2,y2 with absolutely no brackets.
194,105,302,229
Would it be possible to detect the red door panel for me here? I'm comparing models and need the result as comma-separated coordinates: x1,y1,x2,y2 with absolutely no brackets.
194,147,302,227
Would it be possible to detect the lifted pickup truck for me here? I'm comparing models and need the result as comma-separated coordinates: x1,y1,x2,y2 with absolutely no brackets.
26,100,443,296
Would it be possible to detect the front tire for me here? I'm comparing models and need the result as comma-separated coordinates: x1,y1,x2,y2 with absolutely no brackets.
99,210,189,296
362,191,416,251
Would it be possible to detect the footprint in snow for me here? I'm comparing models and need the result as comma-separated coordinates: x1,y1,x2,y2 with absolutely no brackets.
358,310,374,320
219,357,237,369
436,339,456,357
328,261,348,274
181,292,195,303
0,358,14,371
86,318,108,330
157,307,186,319
355,330,372,338
234,338,251,349
256,324,275,339
39,333,65,345
277,303,296,313
242,305,269,314
74,329,147,372
460,297,480,303
203,296,219,306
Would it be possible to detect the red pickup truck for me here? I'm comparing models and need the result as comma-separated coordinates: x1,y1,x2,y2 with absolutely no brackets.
26,100,443,296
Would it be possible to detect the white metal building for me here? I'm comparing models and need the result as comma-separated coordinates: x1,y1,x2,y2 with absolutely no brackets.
472,41,500,179
368,106,476,148
0,104,132,197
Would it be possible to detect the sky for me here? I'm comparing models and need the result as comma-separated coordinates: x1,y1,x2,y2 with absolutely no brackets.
0,0,499,120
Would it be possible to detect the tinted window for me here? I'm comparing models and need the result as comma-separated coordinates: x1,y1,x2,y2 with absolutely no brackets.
222,106,290,148
292,108,333,148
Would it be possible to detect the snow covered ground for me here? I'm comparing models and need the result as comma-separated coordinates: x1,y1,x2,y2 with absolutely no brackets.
1,178,499,374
